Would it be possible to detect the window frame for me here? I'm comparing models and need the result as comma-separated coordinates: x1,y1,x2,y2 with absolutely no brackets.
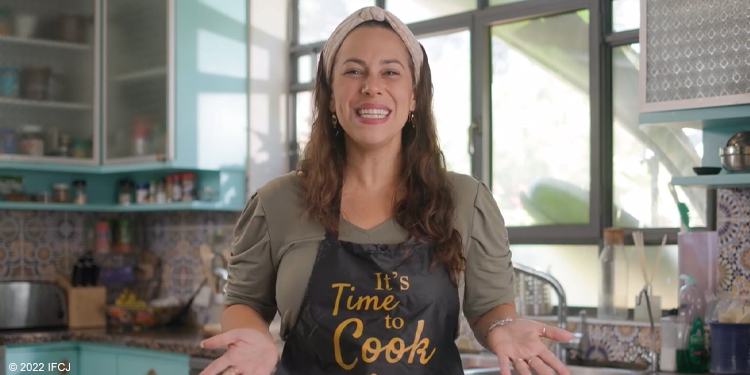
287,0,717,247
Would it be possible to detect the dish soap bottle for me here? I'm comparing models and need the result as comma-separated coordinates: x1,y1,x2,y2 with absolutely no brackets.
676,274,708,373
678,274,706,326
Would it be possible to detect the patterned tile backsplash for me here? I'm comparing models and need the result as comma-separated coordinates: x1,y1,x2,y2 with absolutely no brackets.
0,209,239,324
716,188,750,297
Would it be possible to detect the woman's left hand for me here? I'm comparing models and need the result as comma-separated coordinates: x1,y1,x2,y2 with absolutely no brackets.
486,318,573,375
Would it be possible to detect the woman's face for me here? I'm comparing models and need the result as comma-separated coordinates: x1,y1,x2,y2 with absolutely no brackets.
330,25,416,150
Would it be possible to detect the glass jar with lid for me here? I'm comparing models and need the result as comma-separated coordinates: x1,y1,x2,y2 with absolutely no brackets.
52,183,69,203
19,124,44,156
0,65,20,97
72,180,86,205
0,128,16,154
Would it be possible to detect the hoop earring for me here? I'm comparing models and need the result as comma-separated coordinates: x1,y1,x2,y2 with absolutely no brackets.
332,113,339,137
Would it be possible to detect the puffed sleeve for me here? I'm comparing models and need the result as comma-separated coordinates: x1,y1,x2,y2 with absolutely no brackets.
462,182,516,321
224,191,278,324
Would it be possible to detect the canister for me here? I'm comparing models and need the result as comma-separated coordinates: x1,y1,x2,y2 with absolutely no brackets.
0,65,20,97
19,125,44,156
0,128,15,154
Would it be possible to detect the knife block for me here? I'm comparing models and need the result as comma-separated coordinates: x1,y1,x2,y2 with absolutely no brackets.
56,274,107,328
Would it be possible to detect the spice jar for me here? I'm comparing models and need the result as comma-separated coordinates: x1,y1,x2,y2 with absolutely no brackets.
21,66,51,100
182,172,195,201
118,179,133,205
0,7,12,36
136,183,149,204
19,124,44,156
0,65,20,97
0,128,16,154
72,179,86,204
52,183,69,203
156,180,167,203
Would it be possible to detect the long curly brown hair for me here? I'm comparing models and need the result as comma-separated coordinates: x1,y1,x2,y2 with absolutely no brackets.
297,21,465,284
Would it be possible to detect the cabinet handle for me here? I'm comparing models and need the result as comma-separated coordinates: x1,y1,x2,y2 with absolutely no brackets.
58,359,70,374
146,370,157,375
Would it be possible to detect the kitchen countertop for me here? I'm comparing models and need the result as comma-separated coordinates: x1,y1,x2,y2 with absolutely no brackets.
0,326,228,359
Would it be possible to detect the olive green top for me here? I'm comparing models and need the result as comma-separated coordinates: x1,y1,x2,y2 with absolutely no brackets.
225,171,515,339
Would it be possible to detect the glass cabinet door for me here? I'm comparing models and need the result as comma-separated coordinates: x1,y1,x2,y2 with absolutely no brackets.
103,0,169,164
0,0,99,164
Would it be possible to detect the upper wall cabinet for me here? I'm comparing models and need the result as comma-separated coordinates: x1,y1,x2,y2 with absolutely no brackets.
0,0,100,166
639,0,750,122
103,0,248,172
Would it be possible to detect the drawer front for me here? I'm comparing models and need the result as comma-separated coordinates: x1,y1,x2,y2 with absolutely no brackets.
79,349,116,375
6,349,78,375
116,353,188,375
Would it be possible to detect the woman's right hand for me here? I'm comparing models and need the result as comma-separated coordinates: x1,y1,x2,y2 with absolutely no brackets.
199,328,279,375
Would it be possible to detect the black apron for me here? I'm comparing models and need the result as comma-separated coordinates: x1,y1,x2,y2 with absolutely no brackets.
275,231,464,375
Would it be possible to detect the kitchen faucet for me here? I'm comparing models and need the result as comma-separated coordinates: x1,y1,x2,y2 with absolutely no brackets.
636,286,659,372
512,263,589,364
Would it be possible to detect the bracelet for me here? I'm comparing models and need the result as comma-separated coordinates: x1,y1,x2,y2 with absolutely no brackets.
485,318,514,339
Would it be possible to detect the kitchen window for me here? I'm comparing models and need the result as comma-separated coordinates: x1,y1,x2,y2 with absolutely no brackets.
287,0,713,309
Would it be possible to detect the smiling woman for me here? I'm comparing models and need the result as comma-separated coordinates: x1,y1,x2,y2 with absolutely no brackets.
200,6,573,375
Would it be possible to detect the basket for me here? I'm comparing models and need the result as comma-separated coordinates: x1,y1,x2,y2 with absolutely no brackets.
105,304,183,332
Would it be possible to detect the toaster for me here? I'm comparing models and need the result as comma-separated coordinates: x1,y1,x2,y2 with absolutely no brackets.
0,281,67,330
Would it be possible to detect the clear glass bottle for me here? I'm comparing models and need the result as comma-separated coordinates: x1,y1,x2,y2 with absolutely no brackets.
598,227,629,320
72,179,86,205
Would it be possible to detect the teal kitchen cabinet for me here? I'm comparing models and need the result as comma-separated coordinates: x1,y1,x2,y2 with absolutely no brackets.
79,344,188,375
0,0,249,211
78,344,117,375
6,343,189,375
637,0,750,189
0,0,100,168
5,342,79,375
102,0,248,173
116,351,189,375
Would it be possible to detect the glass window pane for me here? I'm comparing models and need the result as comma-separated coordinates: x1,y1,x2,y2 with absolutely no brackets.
613,44,707,228
386,0,476,25
613,0,640,32
298,0,374,45
490,11,591,227
296,91,313,156
510,244,678,310
298,54,312,83
419,30,472,175
489,0,526,6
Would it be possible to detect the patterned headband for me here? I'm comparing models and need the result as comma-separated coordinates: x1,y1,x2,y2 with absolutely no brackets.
321,6,423,86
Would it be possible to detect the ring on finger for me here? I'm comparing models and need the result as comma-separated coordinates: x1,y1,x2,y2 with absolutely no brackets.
528,356,541,365
541,326,547,337
513,357,527,365
224,368,240,375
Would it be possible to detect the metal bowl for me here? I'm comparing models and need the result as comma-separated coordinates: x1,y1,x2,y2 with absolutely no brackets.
720,146,750,171
727,131,750,147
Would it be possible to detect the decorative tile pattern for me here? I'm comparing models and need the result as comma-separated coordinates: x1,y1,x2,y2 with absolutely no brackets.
717,188,750,295
645,0,750,103
0,209,239,322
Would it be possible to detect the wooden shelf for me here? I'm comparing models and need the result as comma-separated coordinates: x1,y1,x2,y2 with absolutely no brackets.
114,67,167,83
0,97,91,110
0,35,91,50
0,201,241,212
671,172,750,188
